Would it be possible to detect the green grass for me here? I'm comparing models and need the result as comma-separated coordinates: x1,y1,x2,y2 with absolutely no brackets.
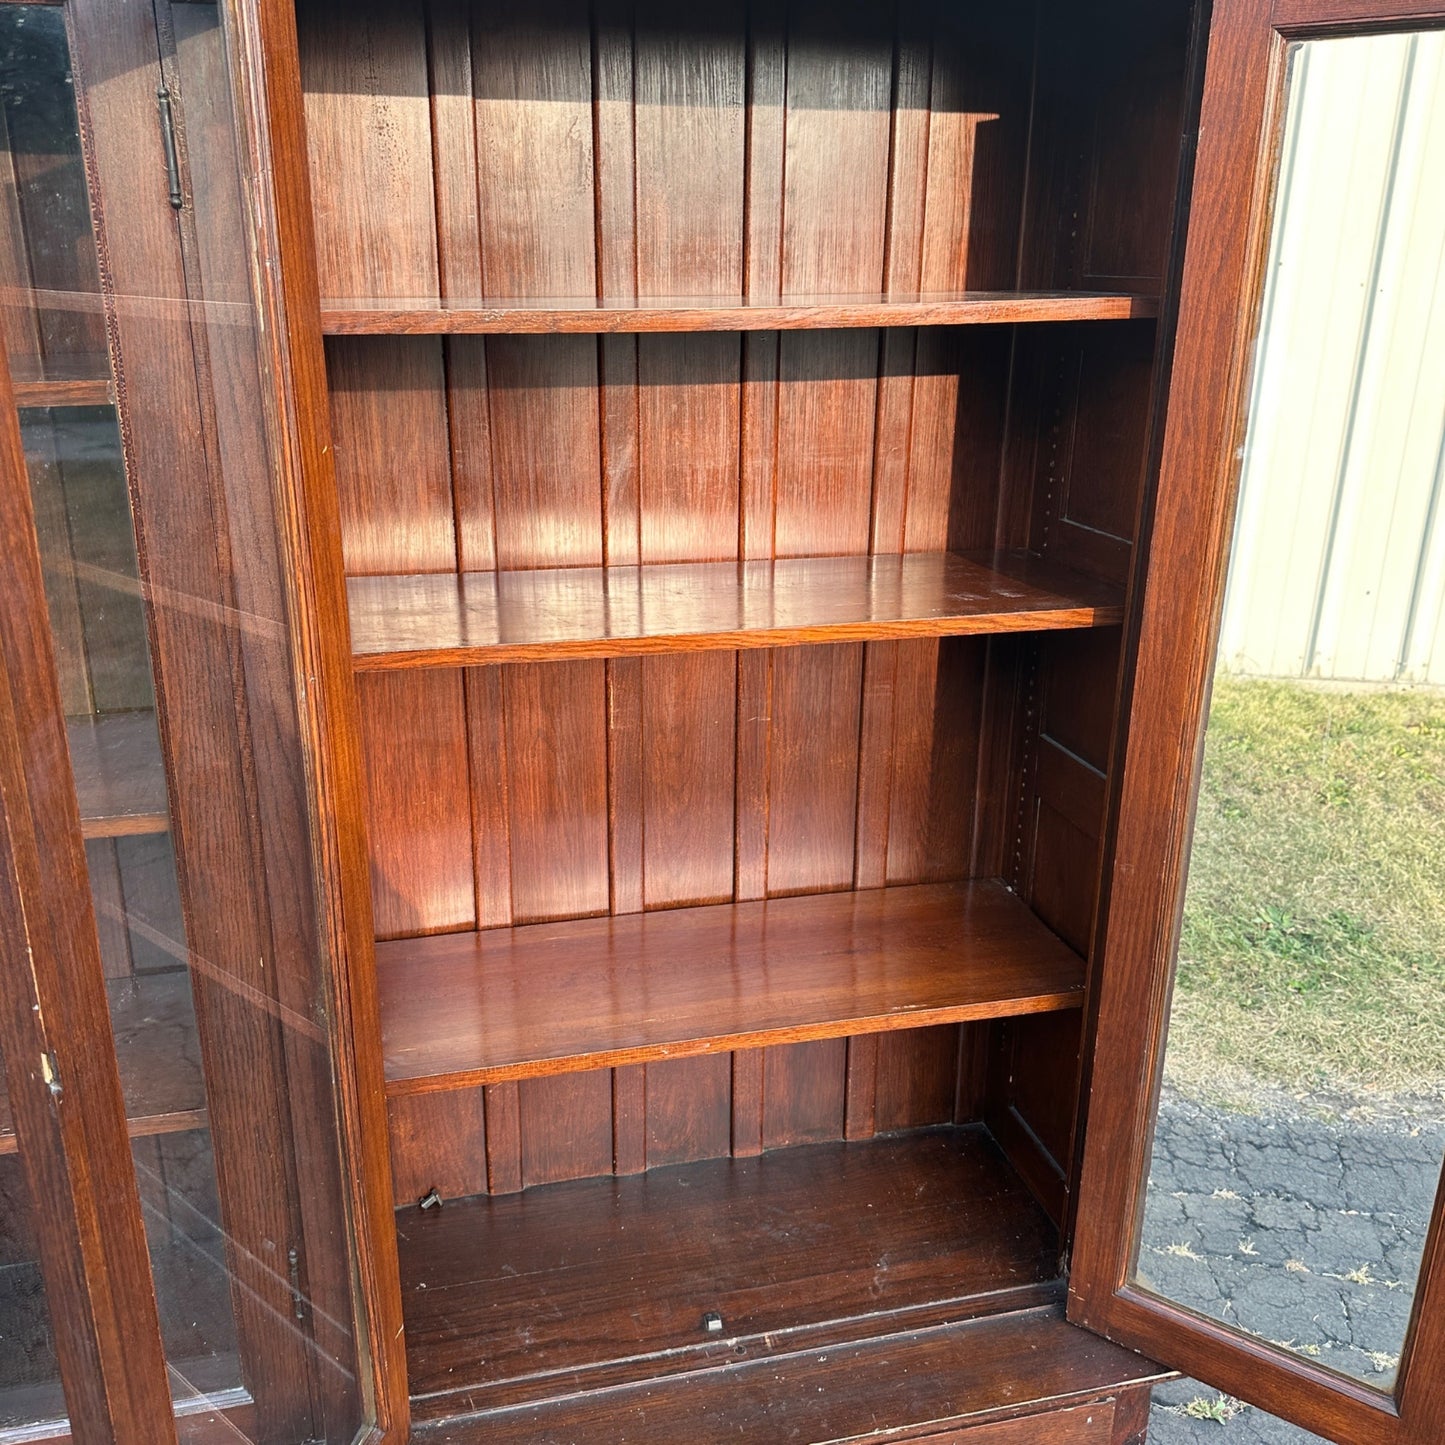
1165,677,1445,1105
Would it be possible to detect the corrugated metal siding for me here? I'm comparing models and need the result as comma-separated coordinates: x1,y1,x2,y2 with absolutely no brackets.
1218,30,1445,684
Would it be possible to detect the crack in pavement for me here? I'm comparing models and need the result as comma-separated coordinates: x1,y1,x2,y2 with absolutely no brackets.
1140,1087,1444,1443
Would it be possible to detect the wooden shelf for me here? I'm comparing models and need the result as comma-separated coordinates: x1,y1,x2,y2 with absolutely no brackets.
398,1127,1164,1426
13,377,113,408
349,551,1124,672
320,290,1160,336
0,971,207,1154
380,880,1085,1094
68,711,169,839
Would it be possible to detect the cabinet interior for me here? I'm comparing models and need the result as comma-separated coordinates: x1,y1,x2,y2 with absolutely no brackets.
294,0,1192,1426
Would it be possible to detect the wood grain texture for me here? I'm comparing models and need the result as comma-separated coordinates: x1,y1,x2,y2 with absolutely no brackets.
386,1088,486,1207
349,551,1125,669
328,335,456,576
399,1127,1063,1417
472,0,596,299
208,0,412,1428
379,880,1084,1092
360,670,475,939
296,0,438,304
319,293,1161,333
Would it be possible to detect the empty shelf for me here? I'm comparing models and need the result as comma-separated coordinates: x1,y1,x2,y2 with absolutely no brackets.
0,970,207,1153
379,880,1085,1094
68,711,169,839
400,1127,1066,1418
349,551,1124,671
321,290,1159,335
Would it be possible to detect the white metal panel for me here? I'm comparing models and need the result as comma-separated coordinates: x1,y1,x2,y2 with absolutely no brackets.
1218,30,1445,684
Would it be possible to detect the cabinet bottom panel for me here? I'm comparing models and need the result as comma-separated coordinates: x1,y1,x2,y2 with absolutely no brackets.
396,1124,1114,1424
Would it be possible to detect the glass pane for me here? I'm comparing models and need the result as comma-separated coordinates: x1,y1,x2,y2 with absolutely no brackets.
0,1045,67,1432
1134,29,1445,1390
0,2,242,1408
1,2,370,1437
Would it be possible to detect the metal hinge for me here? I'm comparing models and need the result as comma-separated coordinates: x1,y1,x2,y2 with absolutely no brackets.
156,87,183,210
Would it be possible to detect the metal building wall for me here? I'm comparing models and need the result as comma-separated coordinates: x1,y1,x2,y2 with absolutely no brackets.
1218,29,1445,684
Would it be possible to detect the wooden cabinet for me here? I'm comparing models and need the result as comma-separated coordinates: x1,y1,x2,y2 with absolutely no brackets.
0,0,1441,1441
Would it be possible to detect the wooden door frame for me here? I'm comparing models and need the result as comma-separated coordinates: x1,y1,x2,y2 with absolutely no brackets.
215,0,410,1435
0,342,178,1445
1069,0,1445,1441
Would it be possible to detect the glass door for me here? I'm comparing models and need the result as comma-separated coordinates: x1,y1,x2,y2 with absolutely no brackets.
0,0,396,1438
1072,1,1445,1442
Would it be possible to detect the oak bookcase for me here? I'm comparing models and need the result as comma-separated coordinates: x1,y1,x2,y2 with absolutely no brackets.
296,0,1194,1435
5,0,1444,1439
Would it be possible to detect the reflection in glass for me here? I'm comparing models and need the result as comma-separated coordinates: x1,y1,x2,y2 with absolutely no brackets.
0,1045,66,1431
0,4,239,1409
1136,30,1445,1388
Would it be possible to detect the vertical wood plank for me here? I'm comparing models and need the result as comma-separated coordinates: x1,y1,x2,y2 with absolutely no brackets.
607,656,645,916
843,1035,880,1141
740,6,784,556
876,1025,961,1131
446,341,499,574
633,0,746,296
763,1039,847,1147
483,1083,522,1195
472,0,597,298
642,654,735,910
612,1065,647,1175
734,649,772,902
887,638,983,885
328,336,455,576
296,0,438,302
594,0,636,300
466,668,513,929
853,641,898,890
600,337,641,568
504,661,609,925
519,1073,614,1187
486,336,603,571
638,336,741,563
646,1055,732,1167
767,643,863,897
427,0,484,301
730,1049,764,1158
360,671,475,939
387,1090,486,1207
